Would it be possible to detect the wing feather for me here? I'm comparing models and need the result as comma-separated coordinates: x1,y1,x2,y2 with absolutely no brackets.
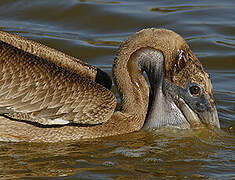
0,36,116,125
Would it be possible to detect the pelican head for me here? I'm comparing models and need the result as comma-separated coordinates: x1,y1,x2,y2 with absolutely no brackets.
120,29,220,130
137,48,219,130
142,54,218,129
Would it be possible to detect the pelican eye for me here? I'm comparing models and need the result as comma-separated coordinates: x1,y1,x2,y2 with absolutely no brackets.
189,85,201,96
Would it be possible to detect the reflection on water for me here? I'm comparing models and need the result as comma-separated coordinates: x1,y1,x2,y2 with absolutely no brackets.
0,0,234,179
0,129,233,179
150,5,214,13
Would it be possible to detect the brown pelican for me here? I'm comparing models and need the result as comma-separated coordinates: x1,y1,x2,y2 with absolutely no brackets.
0,28,219,142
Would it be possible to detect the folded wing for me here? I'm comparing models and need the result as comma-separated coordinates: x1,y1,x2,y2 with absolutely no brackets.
0,32,116,125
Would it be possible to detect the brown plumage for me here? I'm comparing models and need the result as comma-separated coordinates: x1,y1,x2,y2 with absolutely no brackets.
0,28,217,142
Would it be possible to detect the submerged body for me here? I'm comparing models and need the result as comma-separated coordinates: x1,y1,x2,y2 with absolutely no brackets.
0,28,219,142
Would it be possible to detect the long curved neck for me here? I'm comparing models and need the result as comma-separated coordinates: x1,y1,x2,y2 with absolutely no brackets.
113,49,149,116
113,46,165,118
113,29,185,117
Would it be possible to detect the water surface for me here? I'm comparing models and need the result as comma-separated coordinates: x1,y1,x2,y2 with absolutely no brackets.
0,0,234,179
